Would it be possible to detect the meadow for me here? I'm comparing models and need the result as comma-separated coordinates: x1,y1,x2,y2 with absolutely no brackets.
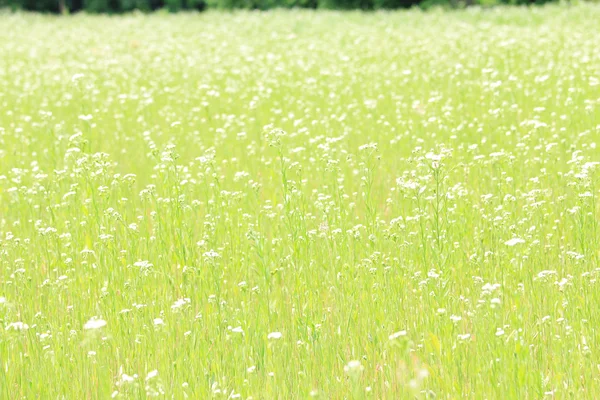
0,5,600,398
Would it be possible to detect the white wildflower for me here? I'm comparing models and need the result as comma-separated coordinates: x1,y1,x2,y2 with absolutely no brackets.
505,238,525,246
344,360,364,374
450,315,462,323
6,322,29,331
84,318,106,330
267,331,283,340
231,326,244,334
388,330,407,340
171,298,191,311
145,370,158,381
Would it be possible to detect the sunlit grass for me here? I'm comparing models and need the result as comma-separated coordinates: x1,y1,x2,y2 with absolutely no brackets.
0,5,599,398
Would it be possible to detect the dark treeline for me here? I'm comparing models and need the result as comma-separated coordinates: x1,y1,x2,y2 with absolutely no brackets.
0,0,204,12
0,0,556,13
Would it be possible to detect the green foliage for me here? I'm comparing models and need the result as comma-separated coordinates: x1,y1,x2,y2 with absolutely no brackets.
373,0,419,9
165,0,182,11
2,0,203,12
0,0,21,10
83,0,113,12
319,0,373,9
119,0,146,11
208,0,291,10
0,0,568,11
19,0,61,12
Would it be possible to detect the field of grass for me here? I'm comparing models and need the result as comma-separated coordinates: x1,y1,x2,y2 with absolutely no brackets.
1,5,600,398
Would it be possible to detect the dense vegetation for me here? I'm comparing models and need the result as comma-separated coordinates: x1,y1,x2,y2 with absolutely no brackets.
1,4,600,399
0,0,559,12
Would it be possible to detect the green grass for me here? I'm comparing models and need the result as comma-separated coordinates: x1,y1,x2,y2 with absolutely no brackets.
1,5,600,398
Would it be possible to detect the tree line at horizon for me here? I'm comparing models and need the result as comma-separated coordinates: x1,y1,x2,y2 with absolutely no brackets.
0,0,556,13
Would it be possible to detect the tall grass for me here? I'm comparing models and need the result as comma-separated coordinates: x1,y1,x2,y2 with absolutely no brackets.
0,5,599,398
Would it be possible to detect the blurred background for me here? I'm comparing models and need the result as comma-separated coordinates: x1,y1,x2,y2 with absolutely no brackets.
0,0,584,15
